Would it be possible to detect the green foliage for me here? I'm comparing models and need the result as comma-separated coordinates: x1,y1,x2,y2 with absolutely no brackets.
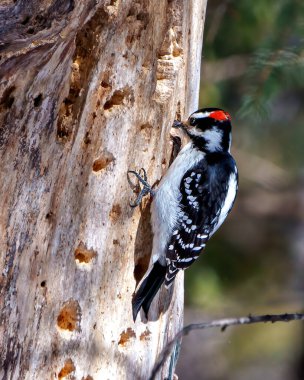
238,47,304,121
202,0,304,169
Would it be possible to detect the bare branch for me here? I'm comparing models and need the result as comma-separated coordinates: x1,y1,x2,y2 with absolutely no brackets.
149,312,304,380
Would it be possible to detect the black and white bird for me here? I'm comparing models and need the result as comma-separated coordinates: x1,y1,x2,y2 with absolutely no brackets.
129,108,238,321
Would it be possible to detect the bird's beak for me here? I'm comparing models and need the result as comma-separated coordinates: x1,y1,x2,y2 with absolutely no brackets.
172,119,189,130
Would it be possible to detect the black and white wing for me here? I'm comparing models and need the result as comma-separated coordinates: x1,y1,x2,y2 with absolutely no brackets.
165,155,237,287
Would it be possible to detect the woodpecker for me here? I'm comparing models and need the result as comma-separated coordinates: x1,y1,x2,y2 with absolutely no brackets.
129,108,238,321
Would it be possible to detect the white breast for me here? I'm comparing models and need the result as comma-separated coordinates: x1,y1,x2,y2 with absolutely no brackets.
150,143,205,264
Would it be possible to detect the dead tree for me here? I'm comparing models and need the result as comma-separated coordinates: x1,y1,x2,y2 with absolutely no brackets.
0,1,207,378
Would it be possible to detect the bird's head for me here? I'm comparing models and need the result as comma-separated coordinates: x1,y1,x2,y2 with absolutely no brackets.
173,108,232,153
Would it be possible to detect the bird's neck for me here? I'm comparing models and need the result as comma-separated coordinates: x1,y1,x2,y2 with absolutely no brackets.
191,131,231,154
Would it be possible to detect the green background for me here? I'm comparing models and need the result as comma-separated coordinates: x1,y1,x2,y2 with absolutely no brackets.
177,1,304,378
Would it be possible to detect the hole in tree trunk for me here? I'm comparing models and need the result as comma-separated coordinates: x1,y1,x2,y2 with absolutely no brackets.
58,358,75,379
57,299,81,332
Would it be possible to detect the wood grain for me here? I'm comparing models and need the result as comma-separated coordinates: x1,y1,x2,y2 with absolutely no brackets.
0,0,207,378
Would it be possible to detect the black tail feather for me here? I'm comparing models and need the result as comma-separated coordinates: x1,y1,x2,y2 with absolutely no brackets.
132,261,166,321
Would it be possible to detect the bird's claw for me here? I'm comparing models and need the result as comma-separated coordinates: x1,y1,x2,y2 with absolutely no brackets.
127,168,154,207
127,168,148,188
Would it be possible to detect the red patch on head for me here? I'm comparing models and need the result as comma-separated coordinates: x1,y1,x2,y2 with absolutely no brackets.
209,110,231,122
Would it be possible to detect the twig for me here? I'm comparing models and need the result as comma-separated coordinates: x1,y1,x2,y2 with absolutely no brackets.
149,312,304,380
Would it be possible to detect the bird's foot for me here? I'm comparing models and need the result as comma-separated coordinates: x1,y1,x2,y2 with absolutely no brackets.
127,168,155,207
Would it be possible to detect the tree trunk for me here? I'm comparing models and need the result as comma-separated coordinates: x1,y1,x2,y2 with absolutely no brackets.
0,1,207,379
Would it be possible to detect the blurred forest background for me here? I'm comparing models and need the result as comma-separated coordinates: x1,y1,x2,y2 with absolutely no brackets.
177,0,304,379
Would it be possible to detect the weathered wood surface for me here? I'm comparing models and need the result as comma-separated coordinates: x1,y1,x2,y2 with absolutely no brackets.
0,1,207,379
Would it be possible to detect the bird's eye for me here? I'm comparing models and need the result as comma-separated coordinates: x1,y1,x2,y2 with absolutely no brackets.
189,117,196,126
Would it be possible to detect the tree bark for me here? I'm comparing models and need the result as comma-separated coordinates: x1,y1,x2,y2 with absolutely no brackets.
0,1,207,379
